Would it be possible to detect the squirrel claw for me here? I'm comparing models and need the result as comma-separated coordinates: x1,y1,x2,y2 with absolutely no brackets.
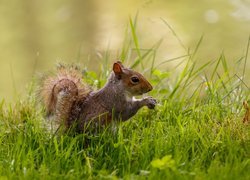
144,97,157,109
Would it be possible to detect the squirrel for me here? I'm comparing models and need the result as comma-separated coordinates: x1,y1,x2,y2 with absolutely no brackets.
40,61,156,133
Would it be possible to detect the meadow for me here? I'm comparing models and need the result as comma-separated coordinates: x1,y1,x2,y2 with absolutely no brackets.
0,19,249,179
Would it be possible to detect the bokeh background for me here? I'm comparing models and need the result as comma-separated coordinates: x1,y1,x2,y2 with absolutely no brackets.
0,0,250,102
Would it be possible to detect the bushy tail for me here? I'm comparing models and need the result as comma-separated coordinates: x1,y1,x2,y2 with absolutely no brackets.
40,64,90,125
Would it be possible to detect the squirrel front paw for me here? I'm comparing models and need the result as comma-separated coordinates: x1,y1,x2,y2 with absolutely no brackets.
143,97,157,109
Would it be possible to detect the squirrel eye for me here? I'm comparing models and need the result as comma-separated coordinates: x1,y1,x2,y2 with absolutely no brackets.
131,76,140,84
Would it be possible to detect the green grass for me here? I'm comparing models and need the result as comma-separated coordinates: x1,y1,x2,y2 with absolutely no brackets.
0,19,249,179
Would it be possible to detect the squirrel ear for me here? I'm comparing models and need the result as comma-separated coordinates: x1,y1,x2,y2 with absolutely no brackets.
113,62,123,77
116,61,124,68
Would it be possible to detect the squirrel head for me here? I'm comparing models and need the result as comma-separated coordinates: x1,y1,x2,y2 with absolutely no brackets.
112,61,153,95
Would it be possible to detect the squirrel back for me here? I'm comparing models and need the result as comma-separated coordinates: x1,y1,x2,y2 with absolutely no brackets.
40,61,156,133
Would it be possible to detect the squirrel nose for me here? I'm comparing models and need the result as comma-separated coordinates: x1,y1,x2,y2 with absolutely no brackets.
148,84,153,91
146,83,153,92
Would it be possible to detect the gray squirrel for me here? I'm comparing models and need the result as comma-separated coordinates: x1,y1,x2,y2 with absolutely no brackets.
40,61,156,133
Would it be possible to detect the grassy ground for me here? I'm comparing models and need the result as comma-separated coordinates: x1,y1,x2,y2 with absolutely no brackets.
0,20,249,179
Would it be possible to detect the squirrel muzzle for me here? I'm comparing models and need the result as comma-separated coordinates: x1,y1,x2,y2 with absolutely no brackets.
141,79,153,93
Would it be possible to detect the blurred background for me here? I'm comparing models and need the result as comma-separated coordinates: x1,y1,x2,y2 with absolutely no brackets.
0,0,249,102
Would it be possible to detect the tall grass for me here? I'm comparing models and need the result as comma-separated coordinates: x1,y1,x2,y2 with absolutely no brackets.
0,18,249,179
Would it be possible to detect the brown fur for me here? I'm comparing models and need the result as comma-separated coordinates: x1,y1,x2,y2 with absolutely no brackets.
40,64,90,127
